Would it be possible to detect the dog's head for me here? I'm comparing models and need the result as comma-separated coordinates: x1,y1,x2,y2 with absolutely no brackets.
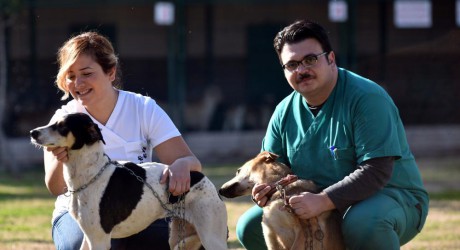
30,112,105,150
219,151,292,198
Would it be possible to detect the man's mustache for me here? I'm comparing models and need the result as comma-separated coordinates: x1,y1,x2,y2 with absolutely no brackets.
299,73,312,80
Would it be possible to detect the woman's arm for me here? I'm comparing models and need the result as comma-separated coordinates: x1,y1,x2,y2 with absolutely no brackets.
44,147,68,196
156,136,202,196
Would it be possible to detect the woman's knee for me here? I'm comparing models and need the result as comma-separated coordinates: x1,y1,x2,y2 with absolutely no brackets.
52,212,84,250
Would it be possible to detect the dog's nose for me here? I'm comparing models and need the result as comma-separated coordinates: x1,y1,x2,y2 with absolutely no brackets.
218,186,235,198
30,130,40,139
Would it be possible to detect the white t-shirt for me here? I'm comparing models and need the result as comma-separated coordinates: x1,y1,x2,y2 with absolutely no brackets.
50,90,181,222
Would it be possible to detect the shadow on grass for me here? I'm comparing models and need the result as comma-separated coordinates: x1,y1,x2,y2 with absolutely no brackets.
0,192,53,201
428,190,460,200
0,167,45,186
0,238,52,244
0,167,52,201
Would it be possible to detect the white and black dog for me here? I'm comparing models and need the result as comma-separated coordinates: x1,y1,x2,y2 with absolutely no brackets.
30,112,228,250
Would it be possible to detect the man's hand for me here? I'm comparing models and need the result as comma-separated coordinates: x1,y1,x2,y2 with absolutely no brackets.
251,183,272,207
287,192,335,219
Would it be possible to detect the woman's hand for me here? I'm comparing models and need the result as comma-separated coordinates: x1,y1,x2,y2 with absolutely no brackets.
155,136,201,196
160,158,192,196
46,146,69,162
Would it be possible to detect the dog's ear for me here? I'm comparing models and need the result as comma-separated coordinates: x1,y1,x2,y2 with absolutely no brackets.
68,113,105,149
88,123,105,145
259,151,279,163
266,152,279,162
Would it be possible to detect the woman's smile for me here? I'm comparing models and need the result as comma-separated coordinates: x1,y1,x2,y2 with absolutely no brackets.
76,88,92,97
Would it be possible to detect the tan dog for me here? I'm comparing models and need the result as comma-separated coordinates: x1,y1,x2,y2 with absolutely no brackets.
219,151,344,250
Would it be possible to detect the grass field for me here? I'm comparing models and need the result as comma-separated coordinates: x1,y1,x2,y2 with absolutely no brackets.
1,156,459,250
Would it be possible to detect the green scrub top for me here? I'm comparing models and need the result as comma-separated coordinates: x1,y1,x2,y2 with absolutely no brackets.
262,68,428,213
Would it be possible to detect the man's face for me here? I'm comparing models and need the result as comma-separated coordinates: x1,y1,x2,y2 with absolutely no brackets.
280,38,337,104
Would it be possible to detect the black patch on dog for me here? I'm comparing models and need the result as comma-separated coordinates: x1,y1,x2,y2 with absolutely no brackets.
168,171,205,204
190,171,205,186
63,113,105,149
99,162,146,234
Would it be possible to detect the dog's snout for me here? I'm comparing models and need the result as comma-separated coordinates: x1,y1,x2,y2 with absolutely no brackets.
219,182,239,198
30,130,40,139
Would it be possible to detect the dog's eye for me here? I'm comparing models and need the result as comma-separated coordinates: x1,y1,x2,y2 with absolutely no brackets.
56,122,70,135
236,169,241,174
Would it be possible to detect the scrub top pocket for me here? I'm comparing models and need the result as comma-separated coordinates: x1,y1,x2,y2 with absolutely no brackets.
329,146,356,162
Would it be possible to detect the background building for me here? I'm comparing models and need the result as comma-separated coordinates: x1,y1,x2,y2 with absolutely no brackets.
1,0,459,164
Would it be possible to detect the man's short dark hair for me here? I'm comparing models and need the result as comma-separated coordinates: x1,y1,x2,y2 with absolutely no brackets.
273,20,333,61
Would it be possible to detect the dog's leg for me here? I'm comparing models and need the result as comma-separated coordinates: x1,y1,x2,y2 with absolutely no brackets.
169,218,203,250
79,235,90,250
290,229,307,250
193,217,228,250
186,183,228,250
319,211,346,250
263,201,307,250
262,222,288,250
82,233,111,250
190,205,228,250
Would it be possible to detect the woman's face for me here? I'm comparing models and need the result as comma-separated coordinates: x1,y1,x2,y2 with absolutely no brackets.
65,54,115,107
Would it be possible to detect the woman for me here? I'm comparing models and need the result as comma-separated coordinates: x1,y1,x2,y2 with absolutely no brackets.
44,31,201,250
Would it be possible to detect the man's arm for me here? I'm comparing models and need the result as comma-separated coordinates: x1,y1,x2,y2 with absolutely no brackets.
323,156,394,213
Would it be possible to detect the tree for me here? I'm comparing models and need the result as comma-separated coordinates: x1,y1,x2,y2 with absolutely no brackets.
0,0,23,172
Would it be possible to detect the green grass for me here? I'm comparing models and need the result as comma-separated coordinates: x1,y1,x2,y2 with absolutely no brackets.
0,157,459,250
0,169,55,249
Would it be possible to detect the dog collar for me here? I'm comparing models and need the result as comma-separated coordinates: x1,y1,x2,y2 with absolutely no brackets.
67,154,112,194
265,174,298,200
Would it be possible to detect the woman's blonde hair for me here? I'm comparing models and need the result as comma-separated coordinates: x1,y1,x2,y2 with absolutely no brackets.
55,31,121,100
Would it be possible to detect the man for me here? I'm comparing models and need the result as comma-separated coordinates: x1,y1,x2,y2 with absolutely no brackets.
237,19,428,250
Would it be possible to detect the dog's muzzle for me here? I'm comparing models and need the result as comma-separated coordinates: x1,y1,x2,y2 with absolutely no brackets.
218,182,240,198
30,130,40,140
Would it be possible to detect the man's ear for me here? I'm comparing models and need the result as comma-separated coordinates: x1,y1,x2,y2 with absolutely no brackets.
327,51,336,65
